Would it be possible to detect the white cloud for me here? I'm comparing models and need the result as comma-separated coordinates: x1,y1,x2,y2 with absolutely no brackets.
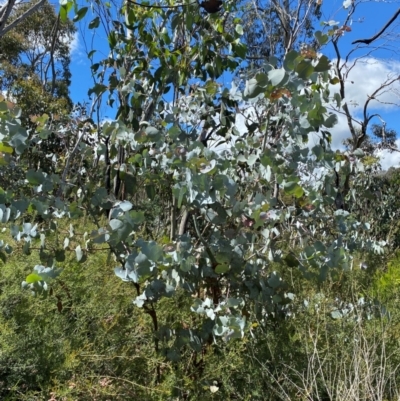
324,57,400,169
24,30,80,60
58,30,80,57
68,31,80,56
377,140,400,170
333,58,400,112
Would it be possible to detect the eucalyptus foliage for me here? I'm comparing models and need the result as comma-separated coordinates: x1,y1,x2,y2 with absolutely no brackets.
0,0,384,365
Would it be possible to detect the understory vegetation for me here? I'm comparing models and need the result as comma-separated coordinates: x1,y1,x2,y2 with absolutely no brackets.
1,220,400,400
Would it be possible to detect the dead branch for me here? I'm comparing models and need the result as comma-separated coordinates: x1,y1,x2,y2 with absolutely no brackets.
352,8,400,45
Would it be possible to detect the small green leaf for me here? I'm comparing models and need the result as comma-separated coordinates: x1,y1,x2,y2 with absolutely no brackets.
255,73,268,86
26,170,45,185
0,143,13,153
284,182,304,198
244,78,263,98
353,148,365,157
59,0,73,22
55,250,66,262
314,55,331,72
140,241,163,262
283,50,299,71
73,6,88,22
227,298,243,307
268,272,283,289
145,126,161,141
88,83,107,97
146,185,156,199
334,92,341,107
59,6,68,22
235,24,243,35
324,114,338,128
180,257,193,272
295,60,314,79
25,273,43,284
232,42,247,59
268,68,286,86
89,16,100,29
215,263,230,274
314,31,329,46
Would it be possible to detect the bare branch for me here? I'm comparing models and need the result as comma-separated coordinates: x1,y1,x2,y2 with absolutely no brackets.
43,15,61,95
363,75,400,127
352,8,400,45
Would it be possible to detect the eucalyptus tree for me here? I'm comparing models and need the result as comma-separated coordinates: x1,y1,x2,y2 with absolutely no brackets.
239,0,322,64
0,1,76,174
0,0,388,394
0,0,75,115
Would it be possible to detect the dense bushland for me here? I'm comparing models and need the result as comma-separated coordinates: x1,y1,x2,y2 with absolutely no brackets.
1,0,400,399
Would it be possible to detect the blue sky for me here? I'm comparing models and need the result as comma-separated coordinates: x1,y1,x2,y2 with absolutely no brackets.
67,0,400,167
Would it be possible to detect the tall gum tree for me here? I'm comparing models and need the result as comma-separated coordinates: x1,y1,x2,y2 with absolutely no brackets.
0,1,76,172
0,0,75,116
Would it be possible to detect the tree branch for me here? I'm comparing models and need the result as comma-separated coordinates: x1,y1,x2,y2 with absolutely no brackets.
43,14,60,95
126,0,197,8
58,126,87,198
352,8,400,45
0,0,16,34
0,0,46,37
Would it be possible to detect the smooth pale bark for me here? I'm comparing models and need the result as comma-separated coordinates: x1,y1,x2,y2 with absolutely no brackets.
0,0,46,37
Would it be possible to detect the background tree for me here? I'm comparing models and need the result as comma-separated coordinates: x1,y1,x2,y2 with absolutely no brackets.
343,124,398,154
0,0,76,173
239,0,322,65
0,0,75,119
